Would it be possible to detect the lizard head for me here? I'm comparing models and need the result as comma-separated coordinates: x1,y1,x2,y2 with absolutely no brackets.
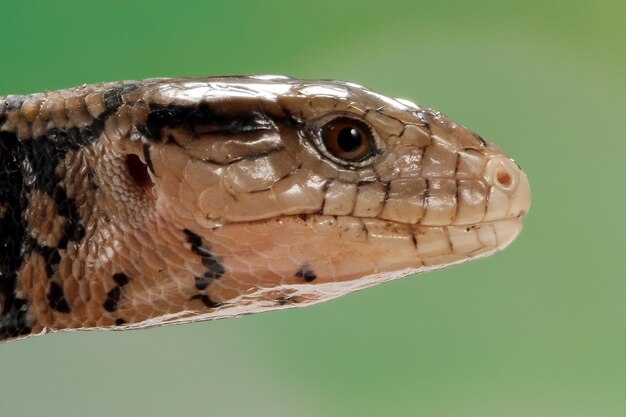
0,76,530,339
116,76,530,319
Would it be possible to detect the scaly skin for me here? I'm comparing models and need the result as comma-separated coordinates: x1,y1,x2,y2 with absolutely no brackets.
0,76,530,342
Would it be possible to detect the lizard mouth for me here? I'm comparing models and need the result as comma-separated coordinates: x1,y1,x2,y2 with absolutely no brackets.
355,216,525,261
256,213,525,252
241,213,527,268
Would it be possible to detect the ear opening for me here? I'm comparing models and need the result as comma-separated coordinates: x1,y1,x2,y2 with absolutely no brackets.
125,154,154,189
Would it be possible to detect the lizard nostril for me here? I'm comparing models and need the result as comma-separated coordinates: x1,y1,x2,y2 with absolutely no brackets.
485,157,519,193
495,168,513,189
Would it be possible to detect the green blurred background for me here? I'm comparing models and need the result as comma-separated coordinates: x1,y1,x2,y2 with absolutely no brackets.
1,1,624,416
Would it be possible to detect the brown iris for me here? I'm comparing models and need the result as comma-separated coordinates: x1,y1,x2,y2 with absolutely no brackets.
322,117,374,161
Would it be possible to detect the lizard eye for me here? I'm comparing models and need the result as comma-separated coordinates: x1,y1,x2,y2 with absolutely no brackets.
321,117,374,162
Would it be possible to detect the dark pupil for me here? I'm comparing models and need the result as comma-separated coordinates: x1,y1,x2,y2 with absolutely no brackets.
336,127,362,152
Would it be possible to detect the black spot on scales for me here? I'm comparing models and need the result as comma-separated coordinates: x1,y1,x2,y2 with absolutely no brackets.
139,105,187,141
183,228,202,249
98,83,139,119
47,281,71,313
0,132,25,278
103,287,122,312
102,89,123,117
194,260,226,290
202,257,225,278
113,272,131,287
54,188,85,249
295,264,317,283
103,273,131,312
32,242,61,278
189,294,222,309
183,229,225,290
0,298,30,341
276,296,301,306
0,131,32,340
137,102,271,142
